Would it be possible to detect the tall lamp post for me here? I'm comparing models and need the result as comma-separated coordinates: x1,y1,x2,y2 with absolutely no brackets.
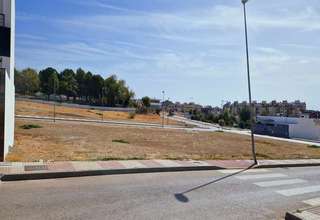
162,91,165,128
53,79,56,123
242,0,257,165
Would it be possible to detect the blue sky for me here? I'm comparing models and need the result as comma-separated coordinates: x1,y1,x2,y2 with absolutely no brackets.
16,0,320,110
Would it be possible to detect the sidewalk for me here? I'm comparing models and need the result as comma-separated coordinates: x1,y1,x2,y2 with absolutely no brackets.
286,201,320,220
1,159,320,181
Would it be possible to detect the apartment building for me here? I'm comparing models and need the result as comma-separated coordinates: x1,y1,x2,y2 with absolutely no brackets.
224,100,307,118
0,0,15,161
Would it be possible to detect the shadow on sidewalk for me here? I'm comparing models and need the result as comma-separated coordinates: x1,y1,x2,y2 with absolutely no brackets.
174,164,256,203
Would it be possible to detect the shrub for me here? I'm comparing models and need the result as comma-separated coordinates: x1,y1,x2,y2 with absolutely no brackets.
128,112,136,119
112,139,130,144
20,124,42,130
308,145,320,149
218,119,225,127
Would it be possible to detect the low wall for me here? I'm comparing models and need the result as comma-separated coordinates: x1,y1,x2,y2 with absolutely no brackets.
289,118,320,141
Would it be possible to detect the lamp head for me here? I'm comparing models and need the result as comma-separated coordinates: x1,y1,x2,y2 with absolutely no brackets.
242,0,249,4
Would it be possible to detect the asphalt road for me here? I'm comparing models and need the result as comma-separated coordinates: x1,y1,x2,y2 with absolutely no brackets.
1,167,320,220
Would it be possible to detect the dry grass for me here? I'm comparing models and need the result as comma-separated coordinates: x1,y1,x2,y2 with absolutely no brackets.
7,119,320,162
15,100,183,126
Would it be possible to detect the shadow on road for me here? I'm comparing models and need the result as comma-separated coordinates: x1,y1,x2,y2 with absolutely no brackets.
174,164,256,203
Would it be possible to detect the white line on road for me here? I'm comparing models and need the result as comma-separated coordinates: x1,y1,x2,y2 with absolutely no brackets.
277,185,320,197
254,179,307,187
218,169,269,174
236,173,287,180
303,197,320,206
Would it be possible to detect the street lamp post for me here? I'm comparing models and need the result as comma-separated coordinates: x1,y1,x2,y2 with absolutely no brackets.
162,91,165,128
53,79,56,123
242,0,257,165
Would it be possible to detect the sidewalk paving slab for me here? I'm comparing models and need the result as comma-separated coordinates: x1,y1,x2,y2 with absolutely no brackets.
1,159,320,182
286,206,320,220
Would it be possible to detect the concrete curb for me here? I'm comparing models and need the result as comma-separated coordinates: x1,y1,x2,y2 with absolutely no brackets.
0,165,224,182
256,163,320,169
2,161,320,182
285,212,303,220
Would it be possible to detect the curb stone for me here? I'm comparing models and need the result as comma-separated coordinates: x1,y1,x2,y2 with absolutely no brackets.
0,165,224,181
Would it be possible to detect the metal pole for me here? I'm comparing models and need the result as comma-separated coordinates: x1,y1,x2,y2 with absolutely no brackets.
162,91,165,128
242,1,257,165
53,79,56,123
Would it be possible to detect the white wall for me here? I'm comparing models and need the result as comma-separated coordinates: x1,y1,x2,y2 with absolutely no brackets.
1,0,15,160
257,116,320,141
289,118,320,141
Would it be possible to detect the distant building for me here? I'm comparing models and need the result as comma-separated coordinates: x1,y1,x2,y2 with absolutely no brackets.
255,116,320,141
301,110,320,119
175,102,202,113
224,100,307,118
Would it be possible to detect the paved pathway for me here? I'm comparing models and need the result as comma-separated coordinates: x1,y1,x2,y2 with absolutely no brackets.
1,159,320,177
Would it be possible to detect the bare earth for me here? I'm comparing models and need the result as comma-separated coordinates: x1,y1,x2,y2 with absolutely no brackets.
8,119,320,162
15,100,183,126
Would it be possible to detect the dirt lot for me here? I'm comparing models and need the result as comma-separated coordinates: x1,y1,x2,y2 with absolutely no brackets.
7,119,320,162
15,100,183,126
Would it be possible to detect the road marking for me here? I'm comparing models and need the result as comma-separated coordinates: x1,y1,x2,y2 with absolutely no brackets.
236,173,287,180
254,179,307,187
218,169,269,174
277,185,320,197
303,197,320,206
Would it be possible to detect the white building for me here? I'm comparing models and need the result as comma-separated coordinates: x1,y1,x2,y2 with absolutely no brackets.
0,0,15,161
256,116,320,142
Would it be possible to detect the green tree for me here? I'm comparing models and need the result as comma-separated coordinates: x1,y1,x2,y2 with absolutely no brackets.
39,67,59,99
239,107,251,128
141,96,151,108
75,68,86,101
84,71,93,102
90,74,104,103
14,68,23,93
103,75,118,107
59,69,78,100
15,68,40,95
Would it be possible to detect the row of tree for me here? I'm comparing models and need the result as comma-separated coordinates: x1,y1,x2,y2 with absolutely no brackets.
15,67,135,107
190,107,252,129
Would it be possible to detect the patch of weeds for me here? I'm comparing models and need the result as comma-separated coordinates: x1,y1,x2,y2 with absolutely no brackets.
20,124,42,130
308,145,320,149
112,139,130,144
128,112,136,119
256,153,272,159
96,112,103,116
98,156,145,161
215,130,224,133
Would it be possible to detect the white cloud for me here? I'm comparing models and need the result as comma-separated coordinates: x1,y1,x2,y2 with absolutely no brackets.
15,0,320,108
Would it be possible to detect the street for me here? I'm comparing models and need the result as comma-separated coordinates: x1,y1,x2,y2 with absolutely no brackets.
1,167,320,219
